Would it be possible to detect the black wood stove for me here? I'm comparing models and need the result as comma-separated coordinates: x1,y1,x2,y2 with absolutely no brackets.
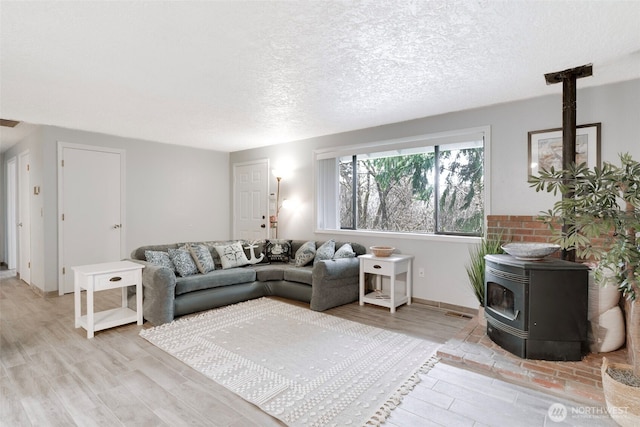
484,254,589,361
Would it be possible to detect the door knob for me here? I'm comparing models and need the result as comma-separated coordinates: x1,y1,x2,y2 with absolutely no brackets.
261,224,266,228
18,222,23,227
112,224,121,229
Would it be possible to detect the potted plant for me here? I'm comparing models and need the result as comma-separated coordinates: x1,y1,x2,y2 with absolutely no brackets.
465,232,504,326
530,153,640,426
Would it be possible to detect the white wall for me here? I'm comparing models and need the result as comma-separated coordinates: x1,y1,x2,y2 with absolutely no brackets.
230,79,640,310
2,126,230,293
2,79,637,304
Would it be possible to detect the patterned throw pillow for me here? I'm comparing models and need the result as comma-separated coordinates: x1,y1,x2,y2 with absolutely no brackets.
214,241,250,269
314,240,335,265
266,239,292,263
334,243,356,259
242,240,269,265
168,248,199,277
188,244,216,274
295,241,316,267
144,250,175,270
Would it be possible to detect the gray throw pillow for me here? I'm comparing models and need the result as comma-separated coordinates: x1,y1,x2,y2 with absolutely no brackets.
295,241,316,267
214,241,250,269
314,239,336,265
168,248,199,277
334,243,356,259
188,244,216,274
144,250,175,270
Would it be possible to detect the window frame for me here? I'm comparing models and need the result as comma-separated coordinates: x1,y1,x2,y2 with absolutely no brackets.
314,126,491,239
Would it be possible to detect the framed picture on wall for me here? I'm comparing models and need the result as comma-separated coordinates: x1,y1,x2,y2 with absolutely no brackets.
528,123,601,180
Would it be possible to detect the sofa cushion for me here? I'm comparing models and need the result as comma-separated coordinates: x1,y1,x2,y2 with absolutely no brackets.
145,250,175,271
295,241,316,267
215,241,250,269
334,243,356,259
168,248,199,277
266,239,292,262
132,243,180,261
188,244,216,274
251,264,286,281
175,268,257,295
242,240,270,265
284,266,313,285
314,239,335,264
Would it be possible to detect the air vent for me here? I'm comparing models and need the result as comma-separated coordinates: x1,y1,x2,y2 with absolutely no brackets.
0,119,20,127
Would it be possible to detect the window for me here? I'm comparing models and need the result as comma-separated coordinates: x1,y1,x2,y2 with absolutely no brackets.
315,128,488,236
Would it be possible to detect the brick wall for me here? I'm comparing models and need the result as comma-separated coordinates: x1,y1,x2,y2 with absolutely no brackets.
486,215,557,243
487,215,608,261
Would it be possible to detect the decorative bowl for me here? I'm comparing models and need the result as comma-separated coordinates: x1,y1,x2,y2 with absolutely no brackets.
501,243,561,260
370,246,395,257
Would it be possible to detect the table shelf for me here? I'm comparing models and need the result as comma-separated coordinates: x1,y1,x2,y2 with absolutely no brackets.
78,307,139,333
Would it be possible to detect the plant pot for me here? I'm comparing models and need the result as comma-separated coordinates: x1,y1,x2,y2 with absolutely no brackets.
478,305,487,328
601,357,640,426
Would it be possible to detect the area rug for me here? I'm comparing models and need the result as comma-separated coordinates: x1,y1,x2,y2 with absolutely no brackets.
140,298,440,426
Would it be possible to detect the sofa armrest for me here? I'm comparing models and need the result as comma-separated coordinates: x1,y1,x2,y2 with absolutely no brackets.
127,259,176,325
312,257,360,282
310,257,360,311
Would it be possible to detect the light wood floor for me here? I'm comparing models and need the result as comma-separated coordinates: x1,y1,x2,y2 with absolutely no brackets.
1,271,612,426
0,270,466,427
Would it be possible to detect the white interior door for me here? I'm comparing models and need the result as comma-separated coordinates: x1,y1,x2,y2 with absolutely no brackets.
233,160,268,240
6,157,17,269
59,144,124,294
18,151,30,284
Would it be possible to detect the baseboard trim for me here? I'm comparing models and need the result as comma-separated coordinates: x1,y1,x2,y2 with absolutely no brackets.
413,297,477,316
27,283,58,298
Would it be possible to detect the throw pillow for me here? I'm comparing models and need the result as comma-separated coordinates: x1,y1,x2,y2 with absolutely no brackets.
168,248,199,277
295,241,316,267
242,240,269,265
266,239,292,263
188,244,216,274
314,239,335,265
214,241,250,269
334,243,356,259
144,250,175,270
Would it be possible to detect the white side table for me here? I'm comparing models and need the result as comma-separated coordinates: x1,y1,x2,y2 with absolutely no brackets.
73,260,144,338
359,254,413,313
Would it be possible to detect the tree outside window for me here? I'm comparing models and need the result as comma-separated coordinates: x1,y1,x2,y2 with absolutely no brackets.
338,140,483,235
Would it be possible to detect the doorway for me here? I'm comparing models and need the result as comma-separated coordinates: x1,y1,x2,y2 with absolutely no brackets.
6,156,17,269
17,151,30,284
58,143,125,294
233,160,269,240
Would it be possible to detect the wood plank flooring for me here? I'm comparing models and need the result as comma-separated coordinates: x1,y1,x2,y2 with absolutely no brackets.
1,271,614,426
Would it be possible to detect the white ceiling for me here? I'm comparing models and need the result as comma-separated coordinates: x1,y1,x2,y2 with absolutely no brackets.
1,1,639,153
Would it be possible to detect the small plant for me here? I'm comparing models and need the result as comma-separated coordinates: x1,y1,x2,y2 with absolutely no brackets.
465,232,505,307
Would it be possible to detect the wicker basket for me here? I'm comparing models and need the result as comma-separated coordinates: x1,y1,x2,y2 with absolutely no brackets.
601,357,640,427
370,246,395,257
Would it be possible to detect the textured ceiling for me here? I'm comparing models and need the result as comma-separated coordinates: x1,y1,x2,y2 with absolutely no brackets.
1,1,639,153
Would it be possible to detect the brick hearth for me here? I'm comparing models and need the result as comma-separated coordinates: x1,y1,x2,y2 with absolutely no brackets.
437,316,628,405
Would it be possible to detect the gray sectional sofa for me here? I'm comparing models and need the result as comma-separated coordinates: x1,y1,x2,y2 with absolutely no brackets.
128,239,366,325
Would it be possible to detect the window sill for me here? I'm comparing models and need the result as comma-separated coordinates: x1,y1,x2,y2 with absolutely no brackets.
315,228,481,244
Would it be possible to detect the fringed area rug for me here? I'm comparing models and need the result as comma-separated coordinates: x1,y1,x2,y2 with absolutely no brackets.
140,297,440,426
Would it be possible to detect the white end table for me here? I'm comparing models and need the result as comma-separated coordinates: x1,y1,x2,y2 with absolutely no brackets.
73,260,144,338
359,254,413,313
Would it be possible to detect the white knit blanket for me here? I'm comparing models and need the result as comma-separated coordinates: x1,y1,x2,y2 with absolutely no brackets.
140,298,440,426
